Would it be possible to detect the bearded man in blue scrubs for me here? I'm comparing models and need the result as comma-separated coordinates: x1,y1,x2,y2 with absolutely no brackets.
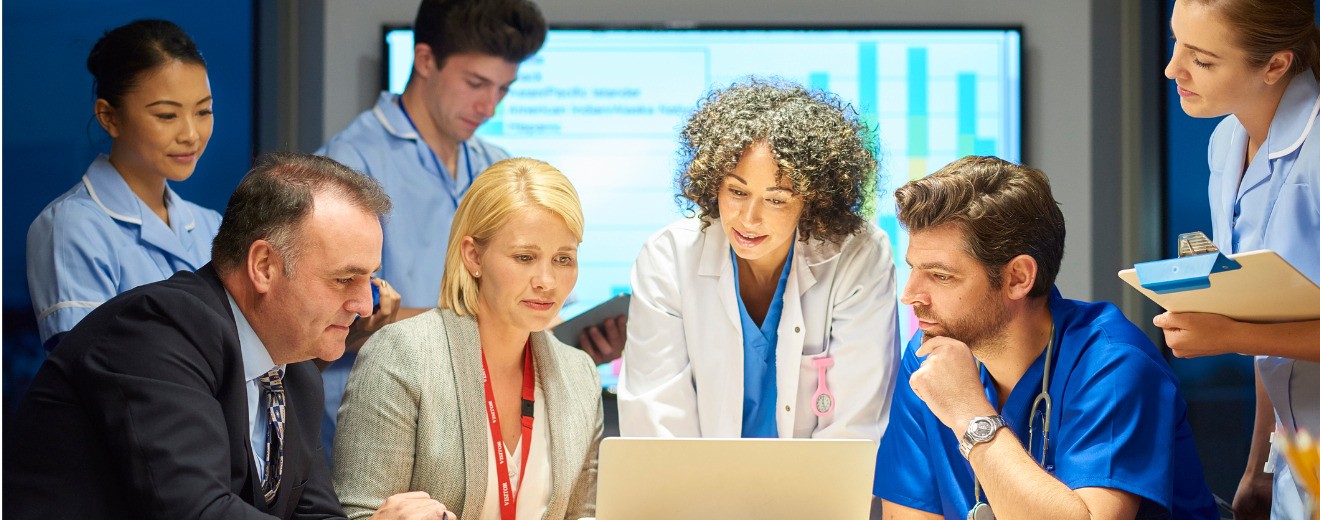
874,156,1218,519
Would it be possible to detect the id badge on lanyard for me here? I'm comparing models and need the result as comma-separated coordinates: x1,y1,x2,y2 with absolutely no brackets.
480,341,535,519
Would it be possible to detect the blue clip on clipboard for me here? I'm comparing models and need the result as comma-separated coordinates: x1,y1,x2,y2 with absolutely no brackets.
1119,249,1320,323
1133,252,1242,294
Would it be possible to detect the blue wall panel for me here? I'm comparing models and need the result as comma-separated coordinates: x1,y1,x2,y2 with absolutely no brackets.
2,1,255,412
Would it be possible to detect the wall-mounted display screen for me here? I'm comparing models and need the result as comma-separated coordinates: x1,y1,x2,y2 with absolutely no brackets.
385,26,1022,373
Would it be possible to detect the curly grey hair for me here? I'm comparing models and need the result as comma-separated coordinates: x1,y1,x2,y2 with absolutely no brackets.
675,77,881,243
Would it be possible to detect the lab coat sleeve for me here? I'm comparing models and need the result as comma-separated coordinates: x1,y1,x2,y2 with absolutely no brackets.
26,200,122,344
617,231,702,437
812,226,901,441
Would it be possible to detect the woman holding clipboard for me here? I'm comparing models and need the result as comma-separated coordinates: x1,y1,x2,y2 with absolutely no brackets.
1158,1,1320,518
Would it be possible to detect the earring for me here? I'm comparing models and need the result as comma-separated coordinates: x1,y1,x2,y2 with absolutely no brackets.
472,271,480,278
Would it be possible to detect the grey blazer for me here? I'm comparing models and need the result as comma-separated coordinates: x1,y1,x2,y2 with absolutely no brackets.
332,308,602,520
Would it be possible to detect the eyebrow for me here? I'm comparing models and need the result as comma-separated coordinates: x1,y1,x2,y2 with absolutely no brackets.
465,71,514,88
1183,43,1221,59
726,173,793,193
907,259,961,273
144,96,212,108
334,265,381,277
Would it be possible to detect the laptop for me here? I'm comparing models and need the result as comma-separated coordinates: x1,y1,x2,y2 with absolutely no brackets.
591,437,877,520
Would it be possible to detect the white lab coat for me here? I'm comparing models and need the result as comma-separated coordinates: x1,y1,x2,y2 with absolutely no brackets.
618,218,900,440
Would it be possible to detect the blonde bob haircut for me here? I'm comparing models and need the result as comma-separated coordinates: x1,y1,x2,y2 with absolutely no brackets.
439,157,584,316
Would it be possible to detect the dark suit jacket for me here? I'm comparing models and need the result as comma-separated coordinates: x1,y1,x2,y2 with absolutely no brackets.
3,265,346,520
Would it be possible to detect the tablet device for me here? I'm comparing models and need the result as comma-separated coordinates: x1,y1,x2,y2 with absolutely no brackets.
553,293,630,349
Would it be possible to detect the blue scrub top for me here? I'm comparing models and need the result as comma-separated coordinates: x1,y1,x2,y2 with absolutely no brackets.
732,242,794,438
1206,70,1320,519
26,155,222,346
317,91,510,465
873,288,1217,519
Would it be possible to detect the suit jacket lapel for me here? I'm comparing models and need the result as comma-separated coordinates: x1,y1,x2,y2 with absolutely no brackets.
532,332,573,518
442,309,490,518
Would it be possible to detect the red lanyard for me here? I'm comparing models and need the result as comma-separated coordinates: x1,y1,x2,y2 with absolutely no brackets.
479,340,535,519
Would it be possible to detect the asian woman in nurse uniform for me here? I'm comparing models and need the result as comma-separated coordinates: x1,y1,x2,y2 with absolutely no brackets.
25,20,221,351
619,78,901,441
1158,1,1320,518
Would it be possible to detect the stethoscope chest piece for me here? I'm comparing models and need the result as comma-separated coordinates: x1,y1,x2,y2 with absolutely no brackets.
968,502,995,520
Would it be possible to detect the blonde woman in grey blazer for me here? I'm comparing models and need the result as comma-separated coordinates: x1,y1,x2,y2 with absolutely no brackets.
333,158,602,520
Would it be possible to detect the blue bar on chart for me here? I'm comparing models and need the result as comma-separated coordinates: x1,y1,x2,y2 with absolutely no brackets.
857,42,877,115
907,47,929,180
809,71,830,92
957,72,998,157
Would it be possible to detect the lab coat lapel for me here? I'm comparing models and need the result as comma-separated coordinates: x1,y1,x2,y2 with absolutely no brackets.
697,221,746,437
699,223,743,330
774,239,824,436
774,246,807,437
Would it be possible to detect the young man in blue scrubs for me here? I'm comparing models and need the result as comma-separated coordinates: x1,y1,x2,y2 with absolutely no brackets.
873,156,1218,519
316,0,547,462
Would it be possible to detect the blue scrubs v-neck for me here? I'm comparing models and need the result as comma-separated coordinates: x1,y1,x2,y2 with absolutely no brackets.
732,242,794,438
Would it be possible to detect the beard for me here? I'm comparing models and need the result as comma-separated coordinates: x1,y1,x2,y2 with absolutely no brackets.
914,290,1010,355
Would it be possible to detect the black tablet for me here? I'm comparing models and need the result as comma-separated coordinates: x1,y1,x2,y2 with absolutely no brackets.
552,293,631,348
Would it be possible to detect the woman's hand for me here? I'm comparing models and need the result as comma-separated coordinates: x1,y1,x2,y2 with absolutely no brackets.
1153,311,1245,358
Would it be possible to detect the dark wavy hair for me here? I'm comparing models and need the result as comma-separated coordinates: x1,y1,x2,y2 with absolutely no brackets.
894,156,1065,298
674,77,881,244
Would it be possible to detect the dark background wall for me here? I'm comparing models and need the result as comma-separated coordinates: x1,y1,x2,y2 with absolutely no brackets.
2,1,255,413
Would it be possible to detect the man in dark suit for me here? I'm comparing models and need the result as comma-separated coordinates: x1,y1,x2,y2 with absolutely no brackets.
4,153,454,519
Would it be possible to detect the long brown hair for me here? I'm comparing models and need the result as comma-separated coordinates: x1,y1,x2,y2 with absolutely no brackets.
1188,0,1320,81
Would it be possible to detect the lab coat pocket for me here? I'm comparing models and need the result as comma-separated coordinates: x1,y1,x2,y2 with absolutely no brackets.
793,353,822,436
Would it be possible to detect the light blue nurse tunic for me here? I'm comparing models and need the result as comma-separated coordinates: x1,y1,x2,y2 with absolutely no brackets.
26,155,222,348
1206,70,1320,519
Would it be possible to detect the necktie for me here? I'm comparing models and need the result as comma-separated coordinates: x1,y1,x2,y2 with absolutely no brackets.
258,367,286,505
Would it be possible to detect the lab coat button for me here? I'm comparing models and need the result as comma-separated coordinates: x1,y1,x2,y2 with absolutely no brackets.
785,405,791,412
794,326,801,333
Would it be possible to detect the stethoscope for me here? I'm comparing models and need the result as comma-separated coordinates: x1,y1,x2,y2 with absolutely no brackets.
396,97,476,208
968,323,1055,520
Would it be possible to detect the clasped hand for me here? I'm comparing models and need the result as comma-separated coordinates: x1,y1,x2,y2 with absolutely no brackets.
910,336,997,434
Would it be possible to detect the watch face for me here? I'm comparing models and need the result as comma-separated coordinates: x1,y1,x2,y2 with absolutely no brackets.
971,418,995,440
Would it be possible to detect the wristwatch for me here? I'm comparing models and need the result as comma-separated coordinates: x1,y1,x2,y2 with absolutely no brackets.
959,415,1008,459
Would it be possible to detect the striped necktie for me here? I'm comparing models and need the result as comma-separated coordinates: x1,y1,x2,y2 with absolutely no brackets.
258,367,286,505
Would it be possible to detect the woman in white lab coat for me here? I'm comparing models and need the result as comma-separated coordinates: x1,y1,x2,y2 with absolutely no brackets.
1157,1,1320,518
618,78,900,440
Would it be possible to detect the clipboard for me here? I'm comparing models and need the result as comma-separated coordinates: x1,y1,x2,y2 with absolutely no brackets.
1118,249,1320,323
